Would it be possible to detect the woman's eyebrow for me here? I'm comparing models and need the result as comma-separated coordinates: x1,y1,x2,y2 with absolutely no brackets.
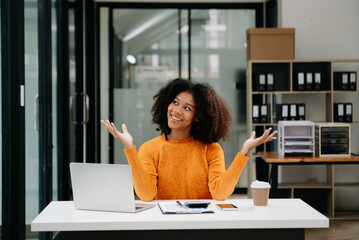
185,103,195,108
175,97,195,108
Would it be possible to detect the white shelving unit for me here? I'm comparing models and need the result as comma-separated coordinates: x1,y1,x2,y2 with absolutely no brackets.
247,59,359,219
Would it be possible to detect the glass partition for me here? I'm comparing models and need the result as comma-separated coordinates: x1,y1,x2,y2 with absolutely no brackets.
25,3,39,224
52,1,58,202
108,9,185,163
190,9,255,187
0,2,2,225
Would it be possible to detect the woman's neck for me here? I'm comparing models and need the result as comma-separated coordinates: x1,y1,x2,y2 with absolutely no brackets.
166,130,191,141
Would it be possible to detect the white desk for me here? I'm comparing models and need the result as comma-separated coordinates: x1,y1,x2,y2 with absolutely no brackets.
32,199,328,240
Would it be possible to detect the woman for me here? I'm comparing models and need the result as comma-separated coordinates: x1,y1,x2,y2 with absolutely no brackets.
101,79,277,201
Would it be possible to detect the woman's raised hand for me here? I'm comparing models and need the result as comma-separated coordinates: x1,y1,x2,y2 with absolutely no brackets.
101,120,134,149
240,128,277,156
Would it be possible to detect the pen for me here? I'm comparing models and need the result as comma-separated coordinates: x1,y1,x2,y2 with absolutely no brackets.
176,201,184,207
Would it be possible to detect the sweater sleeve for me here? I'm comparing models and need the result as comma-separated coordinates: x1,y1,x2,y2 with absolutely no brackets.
123,144,158,201
207,143,249,200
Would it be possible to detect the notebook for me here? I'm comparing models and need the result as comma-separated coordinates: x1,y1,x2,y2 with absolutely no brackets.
69,162,155,213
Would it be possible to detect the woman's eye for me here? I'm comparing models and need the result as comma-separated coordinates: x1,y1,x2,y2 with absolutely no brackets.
173,100,178,105
184,106,191,111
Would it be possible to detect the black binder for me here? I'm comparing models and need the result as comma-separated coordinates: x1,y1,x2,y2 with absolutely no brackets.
349,72,357,91
290,104,297,120
345,103,353,122
314,72,321,90
253,105,259,123
297,103,306,120
334,103,345,122
306,72,313,91
260,105,269,123
297,72,305,91
276,104,289,121
253,73,266,91
258,74,266,91
334,72,349,90
267,73,274,91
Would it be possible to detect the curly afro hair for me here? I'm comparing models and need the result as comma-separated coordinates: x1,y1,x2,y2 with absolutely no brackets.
151,78,232,144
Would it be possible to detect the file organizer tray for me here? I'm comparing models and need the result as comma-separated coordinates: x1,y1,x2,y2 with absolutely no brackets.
315,123,351,157
278,120,315,157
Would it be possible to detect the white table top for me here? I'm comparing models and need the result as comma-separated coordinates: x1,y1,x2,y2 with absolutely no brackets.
31,198,328,232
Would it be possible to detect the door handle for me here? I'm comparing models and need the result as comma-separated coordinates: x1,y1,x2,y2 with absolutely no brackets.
34,95,39,134
81,93,89,124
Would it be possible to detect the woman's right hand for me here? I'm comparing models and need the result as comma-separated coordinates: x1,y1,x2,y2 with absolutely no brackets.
101,120,134,149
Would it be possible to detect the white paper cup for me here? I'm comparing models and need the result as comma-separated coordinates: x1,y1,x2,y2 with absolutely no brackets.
251,180,271,206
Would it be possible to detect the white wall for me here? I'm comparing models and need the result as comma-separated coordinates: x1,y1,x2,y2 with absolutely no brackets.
279,0,359,59
278,0,359,207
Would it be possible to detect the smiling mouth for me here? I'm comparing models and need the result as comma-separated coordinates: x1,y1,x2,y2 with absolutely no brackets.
170,115,182,122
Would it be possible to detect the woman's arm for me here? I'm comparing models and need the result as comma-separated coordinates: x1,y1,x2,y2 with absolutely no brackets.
124,145,158,201
207,144,248,200
101,120,157,201
208,128,277,200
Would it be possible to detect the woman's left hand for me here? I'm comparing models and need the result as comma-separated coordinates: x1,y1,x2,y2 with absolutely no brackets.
240,128,277,156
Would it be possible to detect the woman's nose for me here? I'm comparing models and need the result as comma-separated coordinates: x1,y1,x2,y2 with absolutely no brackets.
173,105,181,114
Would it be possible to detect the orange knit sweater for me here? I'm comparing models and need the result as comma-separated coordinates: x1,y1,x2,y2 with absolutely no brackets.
124,135,248,201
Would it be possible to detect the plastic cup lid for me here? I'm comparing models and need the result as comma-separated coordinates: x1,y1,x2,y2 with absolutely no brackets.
251,180,271,189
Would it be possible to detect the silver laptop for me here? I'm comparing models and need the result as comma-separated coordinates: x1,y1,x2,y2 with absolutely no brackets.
70,162,155,213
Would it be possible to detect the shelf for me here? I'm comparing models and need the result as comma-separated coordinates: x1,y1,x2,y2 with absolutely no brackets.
284,136,314,139
252,90,335,94
290,91,332,94
252,123,277,126
284,142,313,145
252,91,291,94
332,59,359,63
334,209,359,220
333,90,358,93
334,183,359,188
284,149,313,153
278,183,332,189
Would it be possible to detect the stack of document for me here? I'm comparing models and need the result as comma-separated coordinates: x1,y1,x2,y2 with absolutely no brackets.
158,202,214,214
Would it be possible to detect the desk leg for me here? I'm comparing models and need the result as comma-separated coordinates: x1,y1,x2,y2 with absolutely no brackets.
269,163,279,198
54,228,305,240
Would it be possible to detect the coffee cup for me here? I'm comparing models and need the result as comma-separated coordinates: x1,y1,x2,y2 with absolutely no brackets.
251,180,271,206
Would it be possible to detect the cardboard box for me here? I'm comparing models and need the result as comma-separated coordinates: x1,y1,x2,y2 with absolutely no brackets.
247,28,295,60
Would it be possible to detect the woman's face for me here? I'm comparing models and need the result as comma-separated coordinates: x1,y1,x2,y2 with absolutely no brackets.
167,91,196,134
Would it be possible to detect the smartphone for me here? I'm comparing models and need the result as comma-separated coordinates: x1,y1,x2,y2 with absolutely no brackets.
184,201,211,208
216,203,238,211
